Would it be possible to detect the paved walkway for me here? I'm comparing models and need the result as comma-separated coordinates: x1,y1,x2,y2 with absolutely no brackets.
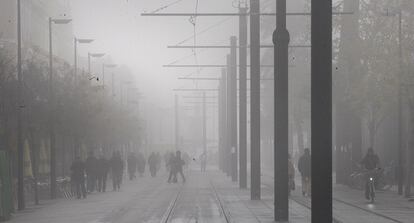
8,168,281,223
8,168,413,223
262,170,414,223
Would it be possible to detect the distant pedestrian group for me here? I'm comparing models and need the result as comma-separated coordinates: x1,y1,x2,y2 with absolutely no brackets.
70,150,125,199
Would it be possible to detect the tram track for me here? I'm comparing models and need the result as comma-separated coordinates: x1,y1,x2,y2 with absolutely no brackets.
209,180,232,223
160,186,183,223
262,174,403,223
160,177,231,223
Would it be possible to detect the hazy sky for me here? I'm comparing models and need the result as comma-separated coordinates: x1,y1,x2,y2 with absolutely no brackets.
70,0,239,107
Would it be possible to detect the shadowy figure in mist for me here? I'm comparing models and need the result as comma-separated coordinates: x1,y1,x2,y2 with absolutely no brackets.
110,151,124,191
85,151,98,193
97,154,110,192
137,151,146,177
127,152,138,180
167,151,186,183
148,152,158,177
71,156,87,199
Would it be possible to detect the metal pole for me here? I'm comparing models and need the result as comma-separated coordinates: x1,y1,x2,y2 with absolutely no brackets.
311,0,333,222
226,55,231,177
203,92,207,154
397,11,404,196
219,73,224,171
17,0,25,210
222,68,228,174
250,0,261,200
274,0,289,220
74,38,77,81
230,36,238,182
239,7,248,189
48,17,57,199
175,94,179,150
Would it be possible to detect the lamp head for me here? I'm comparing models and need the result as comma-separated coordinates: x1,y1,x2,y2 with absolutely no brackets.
52,18,72,24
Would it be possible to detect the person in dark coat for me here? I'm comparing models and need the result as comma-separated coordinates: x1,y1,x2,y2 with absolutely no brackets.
360,147,381,200
127,152,138,180
137,151,146,177
148,152,158,177
70,156,87,199
85,151,98,193
167,152,176,183
97,155,110,192
298,148,311,197
170,151,186,183
110,151,124,191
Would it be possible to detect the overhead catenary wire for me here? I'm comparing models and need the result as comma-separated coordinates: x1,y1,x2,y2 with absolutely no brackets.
150,0,185,13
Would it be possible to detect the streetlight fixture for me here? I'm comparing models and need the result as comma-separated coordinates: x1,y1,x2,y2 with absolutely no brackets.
48,17,72,200
88,52,105,79
74,38,94,79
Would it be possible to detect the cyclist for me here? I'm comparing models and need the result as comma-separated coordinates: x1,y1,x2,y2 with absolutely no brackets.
360,147,381,200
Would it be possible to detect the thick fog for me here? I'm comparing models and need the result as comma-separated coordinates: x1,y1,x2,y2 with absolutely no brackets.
0,0,413,223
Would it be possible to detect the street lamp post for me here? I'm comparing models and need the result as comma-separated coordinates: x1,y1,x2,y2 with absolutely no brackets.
74,38,94,81
17,0,24,210
48,17,72,199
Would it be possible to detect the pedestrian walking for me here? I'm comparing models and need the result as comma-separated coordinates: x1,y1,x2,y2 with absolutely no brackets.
70,156,87,199
110,151,124,191
137,151,146,177
173,151,186,183
298,148,311,197
85,151,98,193
127,152,138,180
148,152,158,177
97,155,110,192
167,152,176,183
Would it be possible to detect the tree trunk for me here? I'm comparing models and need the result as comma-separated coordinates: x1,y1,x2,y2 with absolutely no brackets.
29,128,39,205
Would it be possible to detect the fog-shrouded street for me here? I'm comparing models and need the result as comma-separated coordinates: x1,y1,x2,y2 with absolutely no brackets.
1,0,414,222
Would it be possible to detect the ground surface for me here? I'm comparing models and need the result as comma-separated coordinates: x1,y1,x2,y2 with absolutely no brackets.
8,167,414,223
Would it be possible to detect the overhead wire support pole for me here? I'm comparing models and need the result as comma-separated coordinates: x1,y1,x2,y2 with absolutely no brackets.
203,92,207,155
250,0,261,201
274,0,289,221
230,36,238,182
311,0,333,222
226,55,232,177
239,6,248,189
221,68,228,175
175,95,179,151
218,78,223,171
